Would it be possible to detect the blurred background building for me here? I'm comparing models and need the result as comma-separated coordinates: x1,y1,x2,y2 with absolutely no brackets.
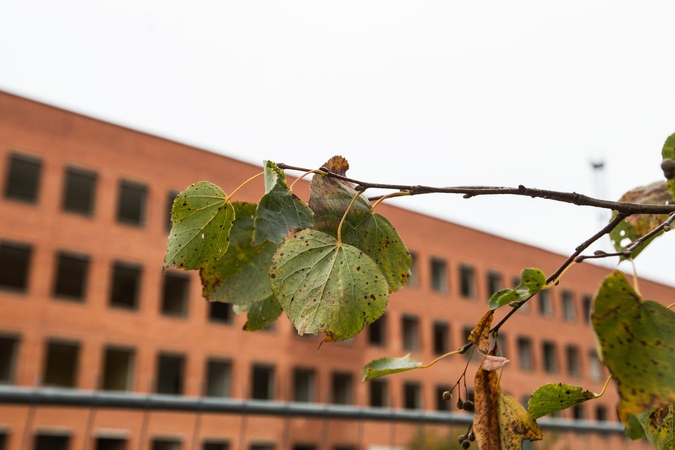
0,91,661,449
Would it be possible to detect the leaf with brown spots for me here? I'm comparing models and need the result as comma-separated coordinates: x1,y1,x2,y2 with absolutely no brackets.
473,368,501,450
499,392,543,449
592,271,675,427
164,181,235,270
361,354,423,381
528,383,596,419
269,229,389,341
468,310,494,353
633,404,675,449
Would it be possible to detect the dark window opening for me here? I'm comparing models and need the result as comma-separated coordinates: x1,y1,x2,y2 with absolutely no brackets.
62,167,97,215
161,272,190,317
538,290,553,317
206,359,232,398
0,242,32,292
566,345,581,378
0,335,20,383
203,442,229,450
249,444,274,450
251,365,275,400
102,347,134,391
595,405,608,422
53,252,89,300
403,382,421,410
517,337,533,371
331,372,353,405
152,439,182,450
209,302,233,324
293,368,316,402
430,258,447,293
542,342,558,373
572,404,585,420
436,385,452,412
43,341,79,388
96,437,127,450
582,295,592,324
402,316,420,352
562,291,575,321
460,265,476,298
433,322,449,355
166,190,180,232
487,272,502,297
367,314,386,346
292,445,315,450
369,379,388,408
116,180,147,226
4,153,42,203
110,262,141,309
34,434,70,450
156,353,185,395
589,350,603,381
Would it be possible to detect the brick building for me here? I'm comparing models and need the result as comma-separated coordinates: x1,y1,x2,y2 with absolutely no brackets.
0,90,663,449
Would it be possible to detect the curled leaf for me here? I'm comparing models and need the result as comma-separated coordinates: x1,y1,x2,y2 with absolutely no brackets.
361,354,423,381
488,268,546,310
480,353,510,371
468,310,494,353
474,368,501,450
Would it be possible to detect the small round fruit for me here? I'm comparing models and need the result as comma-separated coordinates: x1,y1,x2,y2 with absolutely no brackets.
458,434,467,445
462,439,471,449
456,399,464,410
662,158,675,179
463,400,475,412
468,432,476,442
442,390,452,402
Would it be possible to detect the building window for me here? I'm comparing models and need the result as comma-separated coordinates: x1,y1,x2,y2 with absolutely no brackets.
459,265,476,299
156,353,185,395
43,340,79,388
486,272,502,297
589,350,602,381
0,241,32,292
0,335,20,383
109,262,142,309
34,434,70,450
152,438,182,450
53,252,89,300
542,342,558,373
251,365,275,400
116,180,147,226
561,291,575,321
595,405,608,421
538,290,553,317
206,359,232,397
517,337,534,371
566,345,581,378
209,302,233,324
292,445,316,450
367,314,386,346
3,153,42,203
161,272,190,317
430,258,447,293
166,190,179,232
250,444,275,450
403,382,422,410
582,295,592,324
436,385,452,412
572,404,585,420
96,437,127,450
402,316,420,352
293,368,316,402
433,322,450,355
331,372,353,405
203,441,229,450
369,379,388,408
408,252,419,287
62,167,97,215
102,347,134,391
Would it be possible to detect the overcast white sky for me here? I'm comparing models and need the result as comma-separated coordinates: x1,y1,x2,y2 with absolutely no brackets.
2,1,675,286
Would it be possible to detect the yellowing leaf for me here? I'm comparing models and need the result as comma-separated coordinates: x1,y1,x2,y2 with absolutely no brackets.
528,383,596,420
361,354,423,381
633,405,675,450
269,229,389,341
592,271,675,426
499,392,543,449
468,310,494,353
474,368,500,450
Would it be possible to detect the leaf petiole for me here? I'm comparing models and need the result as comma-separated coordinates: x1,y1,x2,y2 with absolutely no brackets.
337,191,365,244
594,374,613,398
370,191,411,210
289,169,325,191
226,171,264,202
419,349,463,369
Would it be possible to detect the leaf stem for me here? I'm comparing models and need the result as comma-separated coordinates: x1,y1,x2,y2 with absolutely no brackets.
370,191,411,210
594,374,613,398
419,349,463,369
226,172,264,202
666,303,675,310
337,192,365,244
289,169,324,191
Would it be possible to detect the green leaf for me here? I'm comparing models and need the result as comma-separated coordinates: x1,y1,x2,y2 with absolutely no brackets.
528,383,596,420
592,271,675,427
488,268,546,310
499,392,543,449
633,405,675,449
609,181,671,260
270,229,389,341
626,413,648,440
200,202,277,305
361,354,423,381
233,295,283,332
252,160,313,245
309,156,411,293
164,181,235,270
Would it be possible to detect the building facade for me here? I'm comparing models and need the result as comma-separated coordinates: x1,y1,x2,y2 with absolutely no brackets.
0,91,664,449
